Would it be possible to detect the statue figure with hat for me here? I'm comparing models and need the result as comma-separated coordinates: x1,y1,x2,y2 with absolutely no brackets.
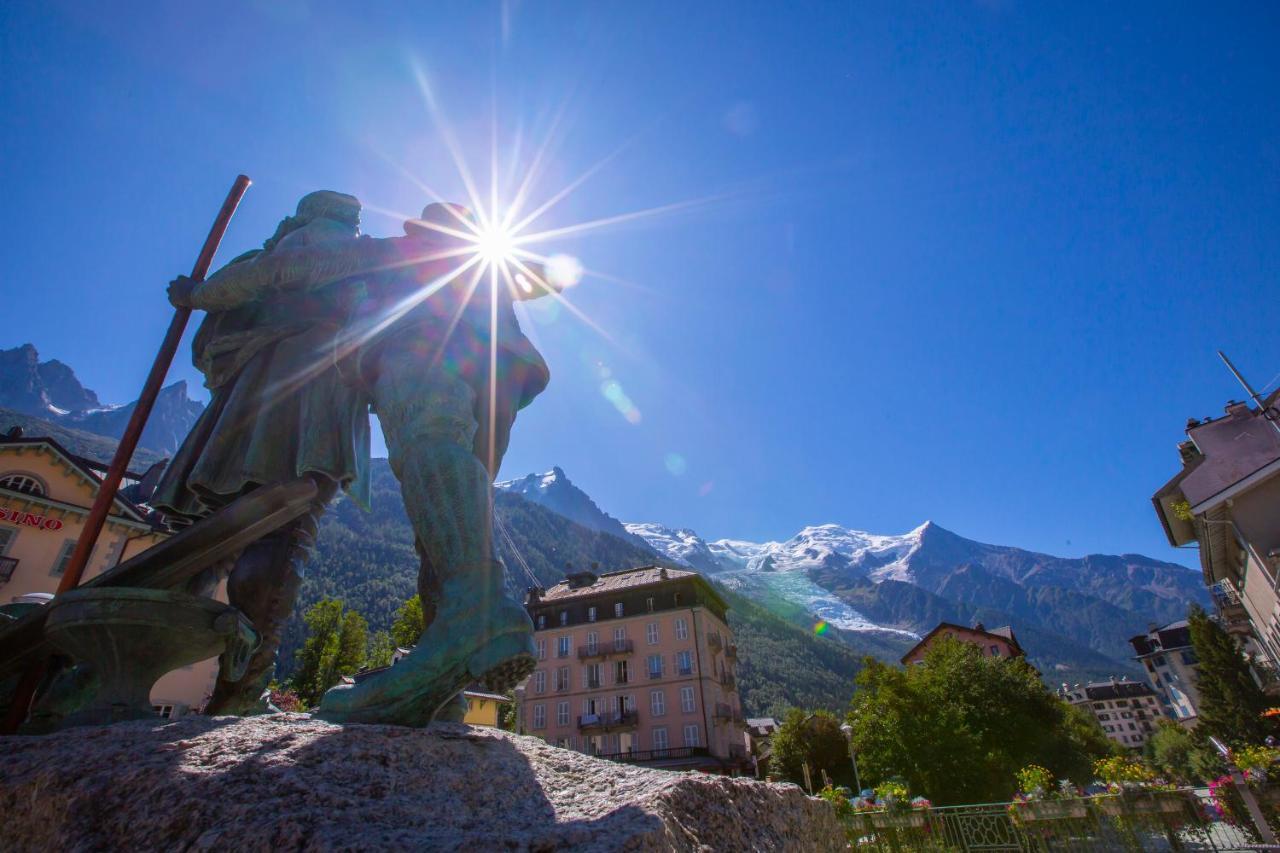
164,195,560,724
156,190,374,714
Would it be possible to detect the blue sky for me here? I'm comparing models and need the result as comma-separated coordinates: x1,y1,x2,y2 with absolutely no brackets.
3,2,1278,566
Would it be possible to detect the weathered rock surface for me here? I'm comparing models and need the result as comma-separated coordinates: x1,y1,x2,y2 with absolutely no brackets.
0,715,841,852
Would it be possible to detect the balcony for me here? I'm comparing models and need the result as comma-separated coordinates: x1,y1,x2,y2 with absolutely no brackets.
555,680,571,693
578,640,634,660
719,673,736,691
707,633,723,652
647,669,664,680
713,702,734,722
725,643,738,660
0,556,16,585
578,710,639,732
1210,581,1252,634
1251,659,1280,696
597,746,711,765
675,667,693,677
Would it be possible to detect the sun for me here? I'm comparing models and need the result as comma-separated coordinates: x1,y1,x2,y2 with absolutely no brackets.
471,221,517,267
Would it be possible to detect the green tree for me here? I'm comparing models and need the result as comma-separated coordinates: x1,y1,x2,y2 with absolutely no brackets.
1145,719,1222,784
770,708,854,790
391,595,426,649
366,630,395,669
847,637,1112,804
1188,604,1274,746
291,598,369,706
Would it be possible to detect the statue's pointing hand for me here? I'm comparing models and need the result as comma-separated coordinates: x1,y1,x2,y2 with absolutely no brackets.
168,275,197,309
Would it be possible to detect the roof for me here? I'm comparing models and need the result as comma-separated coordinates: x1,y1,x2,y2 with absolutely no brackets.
536,565,707,603
0,433,154,525
1163,397,1280,511
1129,620,1192,657
1077,680,1158,701
900,621,1026,664
463,690,511,703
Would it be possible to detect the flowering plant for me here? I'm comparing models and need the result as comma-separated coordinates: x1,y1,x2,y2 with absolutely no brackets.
1015,764,1055,800
1093,756,1159,792
875,780,911,814
1233,745,1280,781
909,796,932,811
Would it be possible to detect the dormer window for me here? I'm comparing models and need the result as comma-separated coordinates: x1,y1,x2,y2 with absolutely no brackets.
536,614,546,630
614,602,624,618
588,606,597,623
0,473,44,496
559,610,568,626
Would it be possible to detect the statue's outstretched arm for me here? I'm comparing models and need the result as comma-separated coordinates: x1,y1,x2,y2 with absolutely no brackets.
187,237,406,311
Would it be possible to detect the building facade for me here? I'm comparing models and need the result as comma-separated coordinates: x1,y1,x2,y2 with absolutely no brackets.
0,431,217,717
900,621,1026,665
1152,393,1280,692
1128,621,1200,727
522,566,748,773
1060,679,1165,750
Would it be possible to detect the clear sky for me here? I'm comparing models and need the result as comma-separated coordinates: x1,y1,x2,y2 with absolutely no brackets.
3,2,1278,566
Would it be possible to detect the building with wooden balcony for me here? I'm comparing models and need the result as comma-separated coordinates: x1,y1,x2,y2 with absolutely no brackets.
521,565,748,774
1152,393,1280,689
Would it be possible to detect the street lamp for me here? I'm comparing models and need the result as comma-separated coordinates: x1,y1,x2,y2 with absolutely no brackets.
839,722,862,794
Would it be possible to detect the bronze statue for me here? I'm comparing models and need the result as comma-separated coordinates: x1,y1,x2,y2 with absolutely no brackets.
164,195,560,725
156,191,374,714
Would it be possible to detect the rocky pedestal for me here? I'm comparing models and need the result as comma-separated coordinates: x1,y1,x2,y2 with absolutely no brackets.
0,715,841,851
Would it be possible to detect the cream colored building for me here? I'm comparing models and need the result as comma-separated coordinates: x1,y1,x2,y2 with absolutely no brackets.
0,432,219,717
521,566,749,774
1059,678,1165,750
1153,394,1280,691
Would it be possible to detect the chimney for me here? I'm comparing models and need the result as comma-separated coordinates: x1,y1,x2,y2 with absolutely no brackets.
659,567,668,579
1225,400,1252,419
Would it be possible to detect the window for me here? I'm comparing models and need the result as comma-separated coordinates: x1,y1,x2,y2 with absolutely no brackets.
646,622,659,645
557,636,571,658
647,654,663,679
1099,713,1110,721
652,727,669,750
650,690,666,716
673,593,681,606
680,686,695,713
1180,650,1197,665
153,704,175,719
674,618,688,640
1128,723,1136,731
559,610,568,626
586,631,598,654
50,539,77,577
989,645,1000,656
532,705,546,729
536,639,546,660
556,666,570,691
683,724,700,747
613,627,627,650
647,597,655,613
675,650,692,676
557,701,570,726
588,606,597,623
615,660,629,684
584,663,602,689
533,671,547,694
0,527,14,556
615,602,624,618
536,614,546,630
0,473,44,496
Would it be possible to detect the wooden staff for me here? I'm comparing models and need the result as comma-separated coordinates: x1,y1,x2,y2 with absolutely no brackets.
1,174,251,733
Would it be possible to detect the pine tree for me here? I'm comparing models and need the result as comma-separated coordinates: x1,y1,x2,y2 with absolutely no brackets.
367,631,395,669
291,598,369,707
391,595,426,649
1188,604,1273,746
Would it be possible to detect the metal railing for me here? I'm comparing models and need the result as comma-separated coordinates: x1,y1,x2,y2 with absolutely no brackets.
831,790,1257,852
597,746,711,764
578,639,634,659
577,710,639,731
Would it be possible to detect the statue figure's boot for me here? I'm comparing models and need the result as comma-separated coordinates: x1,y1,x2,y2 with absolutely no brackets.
434,691,469,723
205,477,336,716
316,443,534,725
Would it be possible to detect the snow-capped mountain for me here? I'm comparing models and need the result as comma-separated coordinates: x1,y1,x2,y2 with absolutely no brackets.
496,467,652,550
626,514,1209,674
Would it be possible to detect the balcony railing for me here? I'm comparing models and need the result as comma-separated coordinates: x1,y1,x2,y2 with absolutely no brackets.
578,639,634,659
555,680,571,692
596,746,711,765
720,673,736,691
713,702,733,722
578,710,639,731
647,669,664,680
675,666,693,677
585,678,602,690
0,556,16,585
707,633,723,652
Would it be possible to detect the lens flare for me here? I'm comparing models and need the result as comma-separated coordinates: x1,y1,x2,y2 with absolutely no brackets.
814,620,830,636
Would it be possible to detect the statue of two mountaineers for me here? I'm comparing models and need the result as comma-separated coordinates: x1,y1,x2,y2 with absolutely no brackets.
156,191,557,724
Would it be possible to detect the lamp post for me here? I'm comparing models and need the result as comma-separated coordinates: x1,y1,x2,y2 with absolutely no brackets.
839,722,862,794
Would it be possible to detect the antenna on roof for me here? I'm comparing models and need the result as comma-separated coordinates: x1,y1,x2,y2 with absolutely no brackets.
1219,350,1280,437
